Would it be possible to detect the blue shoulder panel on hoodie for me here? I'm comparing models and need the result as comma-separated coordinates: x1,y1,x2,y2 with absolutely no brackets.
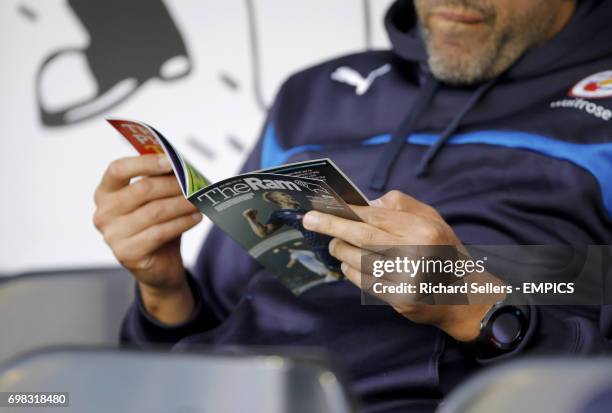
261,125,323,169
261,124,612,217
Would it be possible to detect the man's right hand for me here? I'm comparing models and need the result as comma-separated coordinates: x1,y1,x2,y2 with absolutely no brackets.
93,154,203,325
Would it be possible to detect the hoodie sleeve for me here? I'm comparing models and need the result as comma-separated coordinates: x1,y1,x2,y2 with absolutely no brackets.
119,271,218,346
120,90,283,347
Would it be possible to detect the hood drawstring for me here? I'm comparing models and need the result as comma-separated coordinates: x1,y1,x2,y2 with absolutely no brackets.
415,77,497,177
369,73,439,191
368,75,498,192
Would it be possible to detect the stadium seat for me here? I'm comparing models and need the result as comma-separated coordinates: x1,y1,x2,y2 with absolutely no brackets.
438,358,612,413
0,347,357,413
0,267,133,362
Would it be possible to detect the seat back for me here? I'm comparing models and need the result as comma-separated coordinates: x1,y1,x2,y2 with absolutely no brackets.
438,358,612,413
0,267,133,362
0,347,357,413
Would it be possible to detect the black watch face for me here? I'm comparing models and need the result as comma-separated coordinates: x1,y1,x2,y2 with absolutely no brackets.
491,310,523,346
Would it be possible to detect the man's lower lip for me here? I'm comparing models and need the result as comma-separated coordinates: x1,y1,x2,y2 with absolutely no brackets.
431,11,485,24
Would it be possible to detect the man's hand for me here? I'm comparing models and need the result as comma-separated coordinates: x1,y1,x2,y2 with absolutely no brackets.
93,154,202,324
302,190,494,342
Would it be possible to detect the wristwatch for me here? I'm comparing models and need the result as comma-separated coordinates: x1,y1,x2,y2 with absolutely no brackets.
470,301,531,359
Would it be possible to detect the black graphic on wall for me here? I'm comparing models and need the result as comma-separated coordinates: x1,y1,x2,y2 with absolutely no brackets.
243,0,374,112
36,0,192,127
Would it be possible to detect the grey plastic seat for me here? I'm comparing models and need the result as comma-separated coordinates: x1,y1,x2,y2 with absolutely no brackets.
438,358,612,413
0,267,134,362
0,347,357,413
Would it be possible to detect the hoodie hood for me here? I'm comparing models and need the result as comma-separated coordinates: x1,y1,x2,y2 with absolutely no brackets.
384,0,427,64
369,0,612,191
384,0,612,80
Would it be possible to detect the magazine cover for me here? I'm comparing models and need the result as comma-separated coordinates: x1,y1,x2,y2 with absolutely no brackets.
262,158,369,207
108,118,367,294
107,119,210,197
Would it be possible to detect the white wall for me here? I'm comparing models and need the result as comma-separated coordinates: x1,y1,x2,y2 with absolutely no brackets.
0,0,393,274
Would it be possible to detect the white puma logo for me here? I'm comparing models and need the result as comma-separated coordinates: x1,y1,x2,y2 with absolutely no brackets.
330,64,391,95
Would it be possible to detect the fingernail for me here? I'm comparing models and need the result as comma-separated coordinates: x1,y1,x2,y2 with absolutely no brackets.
341,262,348,273
158,155,171,171
370,198,383,207
328,238,337,253
302,211,319,229
192,212,202,221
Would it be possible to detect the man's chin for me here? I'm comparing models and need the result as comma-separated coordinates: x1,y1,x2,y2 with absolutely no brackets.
427,55,491,85
428,27,491,50
425,40,495,84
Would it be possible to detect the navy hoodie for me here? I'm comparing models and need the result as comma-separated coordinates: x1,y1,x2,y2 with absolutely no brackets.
122,1,612,411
